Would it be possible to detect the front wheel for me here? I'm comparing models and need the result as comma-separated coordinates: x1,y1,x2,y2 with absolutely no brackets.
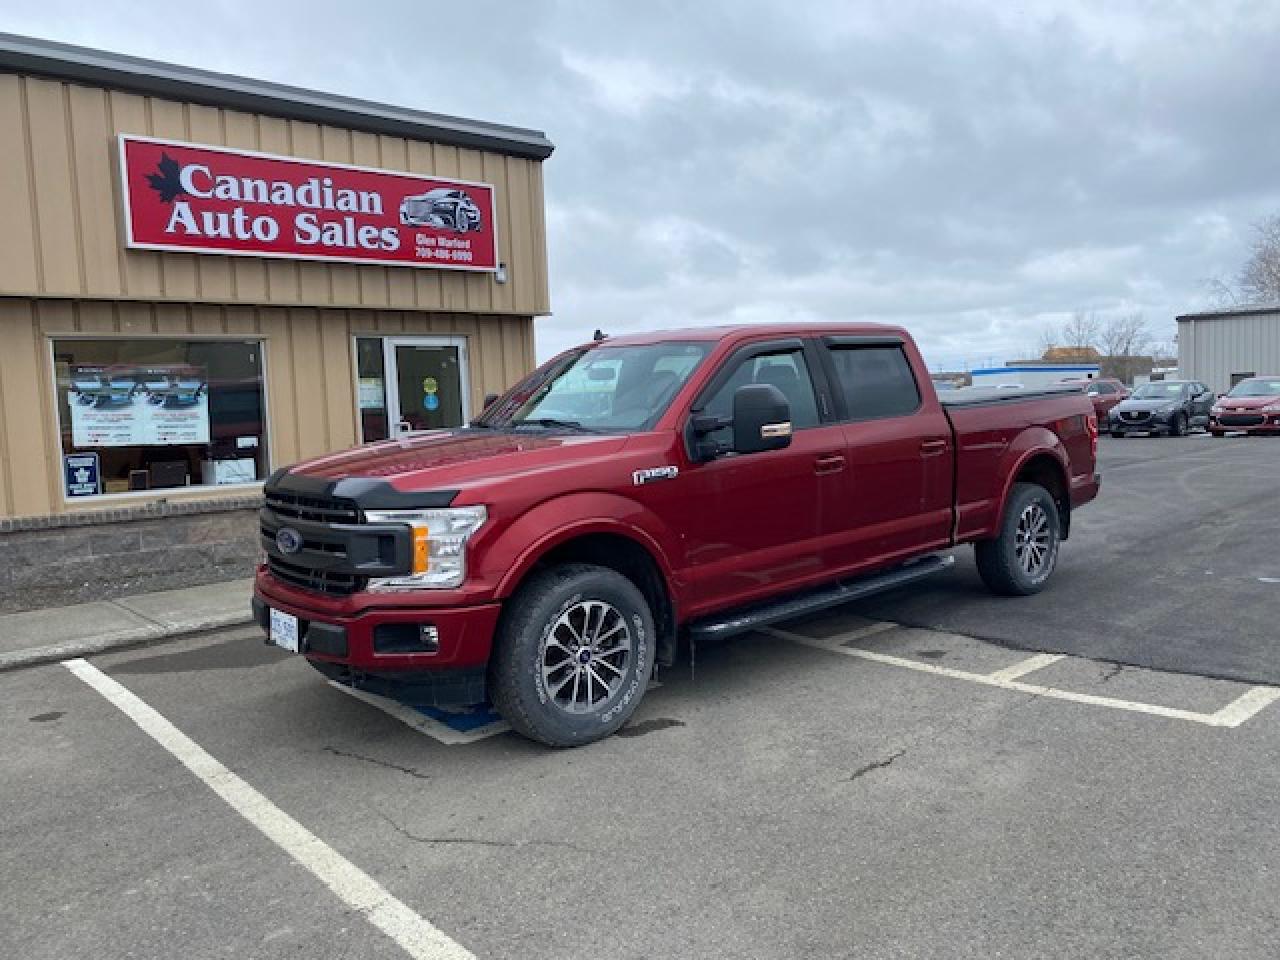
975,483,1061,596
1170,413,1187,437
489,564,654,747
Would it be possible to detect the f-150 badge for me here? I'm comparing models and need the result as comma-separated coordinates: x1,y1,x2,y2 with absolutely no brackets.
632,466,678,486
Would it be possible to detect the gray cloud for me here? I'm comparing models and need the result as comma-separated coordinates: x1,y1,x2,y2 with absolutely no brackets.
5,0,1280,367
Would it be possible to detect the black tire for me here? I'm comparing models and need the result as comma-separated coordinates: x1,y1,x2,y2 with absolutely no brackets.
1170,413,1187,437
489,563,655,747
974,482,1061,597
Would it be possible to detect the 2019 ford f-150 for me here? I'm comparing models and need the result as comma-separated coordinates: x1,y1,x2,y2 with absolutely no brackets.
253,324,1100,746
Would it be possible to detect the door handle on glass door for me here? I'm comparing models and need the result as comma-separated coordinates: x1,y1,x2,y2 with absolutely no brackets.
814,454,846,475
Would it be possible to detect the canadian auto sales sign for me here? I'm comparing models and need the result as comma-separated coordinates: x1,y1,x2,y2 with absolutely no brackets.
117,135,498,271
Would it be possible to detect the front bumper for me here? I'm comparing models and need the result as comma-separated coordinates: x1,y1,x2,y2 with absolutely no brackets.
1110,417,1172,434
254,570,502,676
1210,413,1280,434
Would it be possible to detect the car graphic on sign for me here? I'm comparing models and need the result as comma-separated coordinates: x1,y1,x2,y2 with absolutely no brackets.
399,188,482,232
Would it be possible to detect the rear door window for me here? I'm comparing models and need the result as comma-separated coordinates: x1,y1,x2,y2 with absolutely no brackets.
827,345,921,420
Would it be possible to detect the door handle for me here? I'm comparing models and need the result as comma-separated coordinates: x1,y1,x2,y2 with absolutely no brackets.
814,454,846,475
920,439,948,455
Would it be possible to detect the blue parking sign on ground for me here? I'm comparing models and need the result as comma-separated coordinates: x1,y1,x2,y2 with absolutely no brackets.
64,452,100,497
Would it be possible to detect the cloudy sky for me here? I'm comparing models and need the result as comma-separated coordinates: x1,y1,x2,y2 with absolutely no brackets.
5,1,1279,368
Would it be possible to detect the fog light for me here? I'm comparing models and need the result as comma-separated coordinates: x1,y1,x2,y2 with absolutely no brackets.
419,625,440,653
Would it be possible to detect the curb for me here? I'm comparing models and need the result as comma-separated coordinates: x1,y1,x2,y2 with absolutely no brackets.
0,611,256,672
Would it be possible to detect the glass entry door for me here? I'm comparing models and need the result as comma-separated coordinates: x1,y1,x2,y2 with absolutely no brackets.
355,336,469,441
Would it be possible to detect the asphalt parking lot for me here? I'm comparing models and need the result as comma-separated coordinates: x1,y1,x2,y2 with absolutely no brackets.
3,434,1279,960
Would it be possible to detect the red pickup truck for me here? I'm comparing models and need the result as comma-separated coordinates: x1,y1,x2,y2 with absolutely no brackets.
253,324,1099,745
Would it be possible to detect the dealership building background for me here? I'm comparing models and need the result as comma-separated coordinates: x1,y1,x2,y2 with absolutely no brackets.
0,34,553,611
1176,305,1280,393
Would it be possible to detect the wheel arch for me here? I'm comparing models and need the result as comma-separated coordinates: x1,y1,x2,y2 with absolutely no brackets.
497,524,679,667
1004,450,1071,540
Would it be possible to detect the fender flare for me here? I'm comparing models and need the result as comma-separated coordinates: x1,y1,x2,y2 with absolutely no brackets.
992,429,1072,536
488,493,681,601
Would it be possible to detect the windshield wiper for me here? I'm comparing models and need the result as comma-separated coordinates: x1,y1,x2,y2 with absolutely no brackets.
511,417,595,432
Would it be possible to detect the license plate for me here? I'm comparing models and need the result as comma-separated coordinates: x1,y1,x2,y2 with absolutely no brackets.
269,608,300,653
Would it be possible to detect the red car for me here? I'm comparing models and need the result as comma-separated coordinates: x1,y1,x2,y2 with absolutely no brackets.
1084,378,1129,423
1210,376,1280,435
253,323,1100,746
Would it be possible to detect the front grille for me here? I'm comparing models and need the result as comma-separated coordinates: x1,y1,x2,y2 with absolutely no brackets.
1221,414,1265,427
267,555,363,596
1122,411,1149,422
264,489,360,524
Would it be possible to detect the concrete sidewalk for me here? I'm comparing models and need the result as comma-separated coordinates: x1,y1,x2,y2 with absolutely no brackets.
0,579,254,671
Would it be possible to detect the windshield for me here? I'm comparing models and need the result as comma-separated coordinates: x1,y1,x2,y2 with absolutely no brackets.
476,341,712,432
1227,378,1280,397
1131,383,1185,400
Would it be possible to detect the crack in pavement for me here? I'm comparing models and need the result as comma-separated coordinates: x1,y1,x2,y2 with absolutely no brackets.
379,812,594,855
1098,663,1125,684
845,749,906,782
324,746,432,780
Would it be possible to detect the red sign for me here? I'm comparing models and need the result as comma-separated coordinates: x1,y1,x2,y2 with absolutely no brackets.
117,135,498,271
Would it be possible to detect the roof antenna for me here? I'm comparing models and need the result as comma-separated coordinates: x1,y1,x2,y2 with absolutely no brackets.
593,329,607,341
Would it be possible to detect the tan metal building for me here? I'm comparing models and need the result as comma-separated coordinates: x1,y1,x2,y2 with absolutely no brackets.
0,34,552,609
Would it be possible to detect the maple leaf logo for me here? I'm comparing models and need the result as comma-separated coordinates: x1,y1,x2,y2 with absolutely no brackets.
146,153,186,203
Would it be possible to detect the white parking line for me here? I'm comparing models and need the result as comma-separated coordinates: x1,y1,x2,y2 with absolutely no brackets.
988,653,1065,682
63,659,477,960
766,627,1280,729
1211,686,1280,727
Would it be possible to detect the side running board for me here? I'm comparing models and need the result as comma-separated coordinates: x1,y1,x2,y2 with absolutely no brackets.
687,554,955,643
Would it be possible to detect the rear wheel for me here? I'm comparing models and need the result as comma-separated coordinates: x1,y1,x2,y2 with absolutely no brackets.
1170,413,1187,437
489,563,654,747
975,483,1061,596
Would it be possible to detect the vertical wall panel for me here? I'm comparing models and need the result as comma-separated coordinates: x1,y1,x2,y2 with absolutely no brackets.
0,76,40,293
67,85,123,296
24,78,81,293
0,301,56,514
222,110,270,303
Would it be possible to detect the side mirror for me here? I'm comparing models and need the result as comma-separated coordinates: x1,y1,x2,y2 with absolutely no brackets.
482,392,500,410
732,384,792,454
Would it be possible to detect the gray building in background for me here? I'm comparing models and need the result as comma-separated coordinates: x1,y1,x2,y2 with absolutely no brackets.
1177,305,1280,393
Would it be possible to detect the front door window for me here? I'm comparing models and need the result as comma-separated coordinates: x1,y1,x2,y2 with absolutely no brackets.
355,336,469,441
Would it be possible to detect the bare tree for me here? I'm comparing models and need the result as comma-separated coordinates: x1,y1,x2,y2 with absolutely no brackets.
1060,311,1101,350
1237,214,1280,303
1098,313,1150,384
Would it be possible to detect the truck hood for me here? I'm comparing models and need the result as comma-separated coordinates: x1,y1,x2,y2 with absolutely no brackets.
285,428,631,491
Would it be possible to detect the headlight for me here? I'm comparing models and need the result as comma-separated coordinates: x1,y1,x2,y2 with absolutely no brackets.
1211,405,1224,415
1262,403,1280,413
364,506,487,589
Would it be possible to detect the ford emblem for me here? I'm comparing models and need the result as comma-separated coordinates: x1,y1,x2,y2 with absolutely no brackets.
275,527,303,555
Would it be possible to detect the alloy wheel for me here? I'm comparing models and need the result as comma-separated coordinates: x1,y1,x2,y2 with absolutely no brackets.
1014,502,1052,577
540,600,632,714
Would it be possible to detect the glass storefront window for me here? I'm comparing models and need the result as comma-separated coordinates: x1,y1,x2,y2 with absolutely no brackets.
52,338,269,498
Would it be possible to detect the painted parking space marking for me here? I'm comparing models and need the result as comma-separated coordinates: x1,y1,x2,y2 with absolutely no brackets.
327,682,511,746
766,626,1280,729
63,659,477,960
988,653,1065,682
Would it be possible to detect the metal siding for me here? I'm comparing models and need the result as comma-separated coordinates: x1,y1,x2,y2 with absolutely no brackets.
0,300,535,517
1178,312,1280,393
0,72,550,317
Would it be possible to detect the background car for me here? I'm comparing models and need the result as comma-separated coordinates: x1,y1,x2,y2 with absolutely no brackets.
1108,379,1214,437
398,188,482,232
1084,378,1129,423
1210,376,1280,436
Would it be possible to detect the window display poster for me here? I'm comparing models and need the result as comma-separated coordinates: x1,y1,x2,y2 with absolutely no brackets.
68,364,211,448
64,452,101,497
